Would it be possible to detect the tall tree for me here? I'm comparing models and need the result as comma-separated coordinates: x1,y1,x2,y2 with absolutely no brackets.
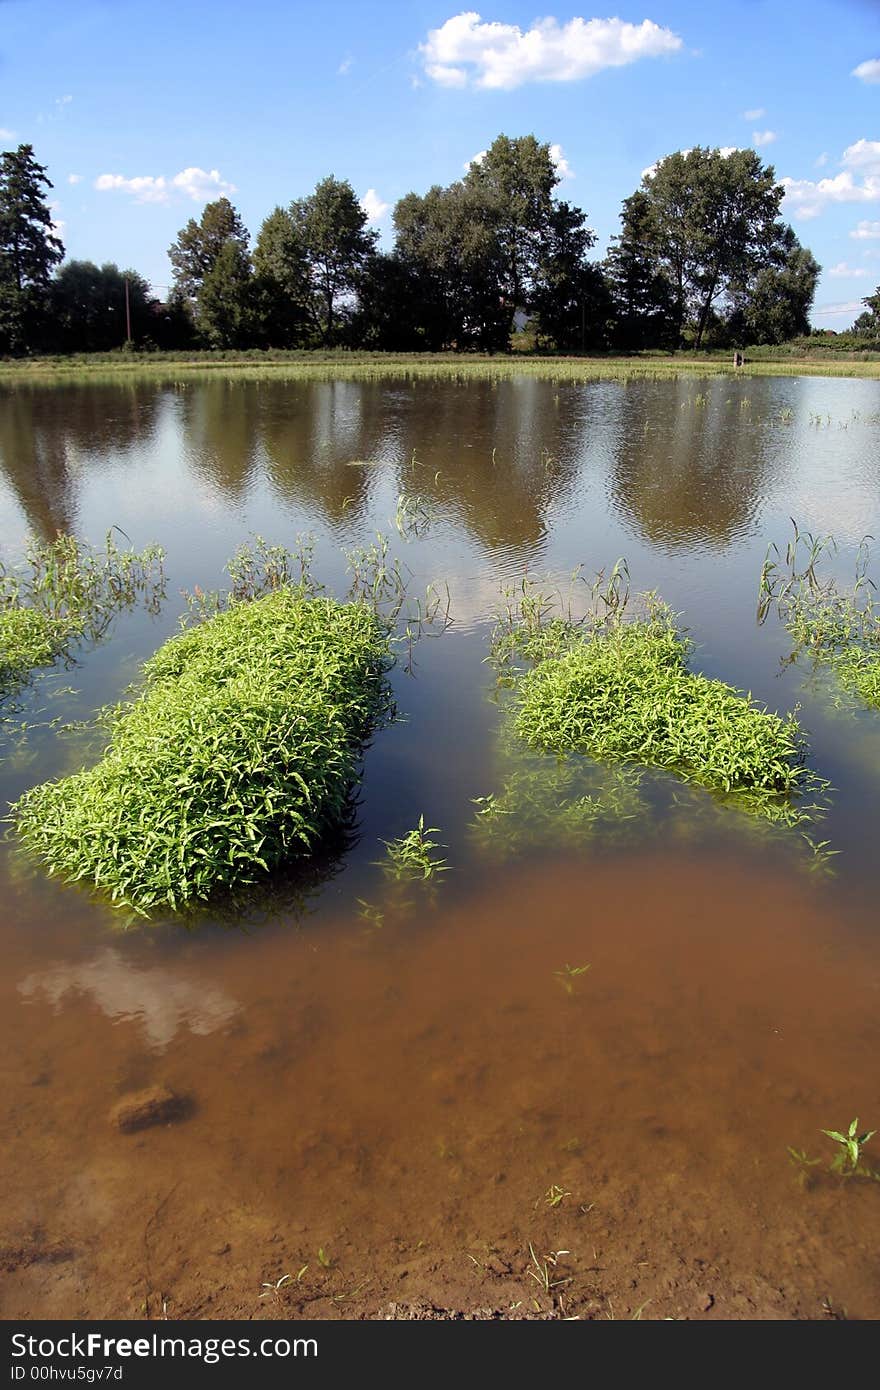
0,144,64,354
291,177,377,345
637,147,787,349
729,231,820,344
530,201,608,351
394,181,509,351
252,206,312,347
49,261,153,352
605,191,678,350
168,197,250,313
463,134,559,334
197,239,254,348
853,286,880,338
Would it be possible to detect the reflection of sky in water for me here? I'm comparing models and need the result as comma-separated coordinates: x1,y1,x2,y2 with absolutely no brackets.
18,946,241,1051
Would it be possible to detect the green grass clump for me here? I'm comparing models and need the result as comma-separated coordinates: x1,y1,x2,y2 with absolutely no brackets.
13,587,392,915
378,815,448,882
0,607,63,686
0,531,165,697
514,605,809,820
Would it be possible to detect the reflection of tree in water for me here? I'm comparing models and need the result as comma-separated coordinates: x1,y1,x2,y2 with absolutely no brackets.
261,380,392,525
388,378,588,553
179,379,263,501
0,384,160,539
609,378,770,550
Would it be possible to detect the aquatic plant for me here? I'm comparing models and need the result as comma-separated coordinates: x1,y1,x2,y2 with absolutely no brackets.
758,524,880,711
0,531,165,696
378,815,448,882
821,1119,876,1174
514,601,814,823
554,963,591,995
12,586,393,915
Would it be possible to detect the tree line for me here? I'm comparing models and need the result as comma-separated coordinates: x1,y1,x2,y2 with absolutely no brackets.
1,133,866,359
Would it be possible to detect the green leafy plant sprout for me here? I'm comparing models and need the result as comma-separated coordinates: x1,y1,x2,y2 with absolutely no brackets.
554,963,591,995
378,815,448,882
821,1119,876,1174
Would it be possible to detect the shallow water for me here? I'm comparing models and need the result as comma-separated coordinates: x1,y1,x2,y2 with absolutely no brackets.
1,374,879,1320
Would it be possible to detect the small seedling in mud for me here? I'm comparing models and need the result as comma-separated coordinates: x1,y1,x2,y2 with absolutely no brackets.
356,898,385,931
821,1119,876,1174
786,1146,823,1188
526,1244,572,1297
554,963,591,995
378,816,449,882
317,1247,332,1269
259,1273,292,1300
538,1184,571,1209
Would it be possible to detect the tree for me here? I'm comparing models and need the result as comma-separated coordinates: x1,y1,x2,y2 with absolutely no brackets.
0,144,64,354
197,240,254,348
463,134,559,335
252,206,312,347
637,146,788,349
729,232,820,345
168,196,250,317
853,287,880,338
530,201,609,351
49,261,153,352
393,181,509,351
605,191,678,350
291,177,377,345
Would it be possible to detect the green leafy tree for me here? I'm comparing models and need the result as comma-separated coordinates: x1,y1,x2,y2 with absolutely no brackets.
729,232,820,345
291,177,378,345
0,143,64,354
605,190,678,350
197,239,254,348
49,261,153,352
853,286,880,338
530,201,609,351
252,206,312,347
464,134,559,334
168,197,250,326
638,146,788,349
393,181,509,351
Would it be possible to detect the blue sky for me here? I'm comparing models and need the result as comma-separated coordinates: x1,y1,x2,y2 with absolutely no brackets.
1,0,878,328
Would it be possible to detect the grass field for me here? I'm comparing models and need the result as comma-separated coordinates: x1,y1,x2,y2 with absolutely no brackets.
1,348,880,386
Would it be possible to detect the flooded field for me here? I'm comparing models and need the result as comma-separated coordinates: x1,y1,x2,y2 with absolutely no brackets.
1,372,879,1320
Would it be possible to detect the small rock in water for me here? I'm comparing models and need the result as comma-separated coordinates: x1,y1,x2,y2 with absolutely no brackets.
110,1084,189,1133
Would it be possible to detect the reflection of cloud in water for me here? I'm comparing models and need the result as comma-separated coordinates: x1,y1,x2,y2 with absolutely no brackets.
18,946,240,1051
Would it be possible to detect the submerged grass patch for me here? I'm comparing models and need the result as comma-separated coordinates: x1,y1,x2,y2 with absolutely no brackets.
759,525,880,712
12,586,392,915
0,532,165,698
514,606,808,820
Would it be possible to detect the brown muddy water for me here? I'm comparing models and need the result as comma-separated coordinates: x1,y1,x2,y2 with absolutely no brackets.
1,374,879,1321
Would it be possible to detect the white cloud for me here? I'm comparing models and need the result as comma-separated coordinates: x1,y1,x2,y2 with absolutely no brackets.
752,129,777,148
55,94,72,107
360,188,389,223
464,148,487,171
419,12,683,90
49,200,65,239
67,173,82,185
170,167,236,200
0,127,16,141
550,142,574,179
852,58,880,84
815,152,828,168
94,166,235,204
851,219,880,239
744,107,765,121
828,261,870,278
782,139,880,218
338,56,353,75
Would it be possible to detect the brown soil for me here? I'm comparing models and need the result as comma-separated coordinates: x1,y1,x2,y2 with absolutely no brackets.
1,852,878,1321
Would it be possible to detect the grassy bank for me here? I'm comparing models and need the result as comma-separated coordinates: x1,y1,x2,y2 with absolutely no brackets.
12,586,392,915
2,348,880,386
